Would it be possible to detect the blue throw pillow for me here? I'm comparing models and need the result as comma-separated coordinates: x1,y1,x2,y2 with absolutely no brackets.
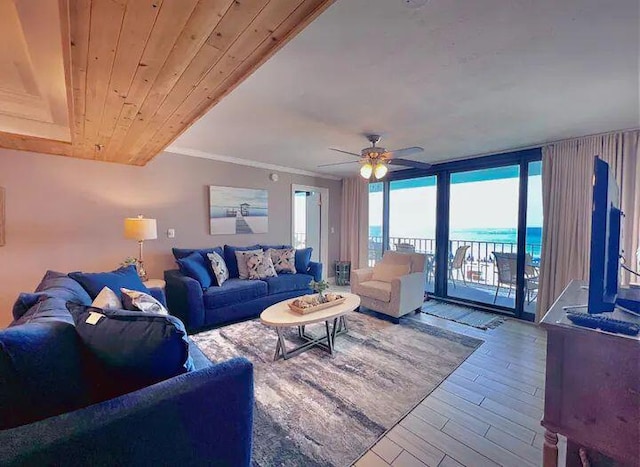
35,270,92,305
176,252,213,288
172,246,223,261
259,244,291,251
295,247,313,273
67,303,194,400
69,266,149,299
224,245,260,278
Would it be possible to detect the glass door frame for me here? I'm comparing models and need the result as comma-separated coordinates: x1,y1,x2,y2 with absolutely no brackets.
380,147,542,321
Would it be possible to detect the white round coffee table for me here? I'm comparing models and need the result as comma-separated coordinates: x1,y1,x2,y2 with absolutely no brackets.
260,292,361,361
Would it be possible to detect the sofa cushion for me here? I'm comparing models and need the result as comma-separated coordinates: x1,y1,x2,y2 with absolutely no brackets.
295,247,313,273
69,266,149,299
176,252,213,289
372,263,411,283
0,321,91,429
264,274,314,295
224,245,260,278
202,278,267,309
67,303,194,400
188,339,212,370
358,280,392,303
35,270,92,305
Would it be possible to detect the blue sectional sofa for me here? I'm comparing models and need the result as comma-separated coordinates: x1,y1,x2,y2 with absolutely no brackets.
165,244,322,332
0,271,254,466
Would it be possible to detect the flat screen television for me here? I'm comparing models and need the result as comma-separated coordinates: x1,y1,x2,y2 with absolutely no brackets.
588,156,622,314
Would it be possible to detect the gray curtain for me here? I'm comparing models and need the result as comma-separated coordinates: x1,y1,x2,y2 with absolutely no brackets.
536,130,639,322
340,176,369,269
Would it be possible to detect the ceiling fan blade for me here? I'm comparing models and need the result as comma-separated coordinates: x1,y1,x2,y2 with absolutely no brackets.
317,160,361,168
386,146,424,158
329,148,362,158
388,158,432,170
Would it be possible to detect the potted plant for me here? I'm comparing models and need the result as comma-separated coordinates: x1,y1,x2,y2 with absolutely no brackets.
309,279,330,302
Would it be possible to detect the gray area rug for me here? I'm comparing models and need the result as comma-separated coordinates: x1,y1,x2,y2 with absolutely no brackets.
422,300,504,330
191,311,482,466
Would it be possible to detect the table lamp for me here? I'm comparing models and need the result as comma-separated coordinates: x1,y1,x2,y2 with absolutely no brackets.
124,215,157,281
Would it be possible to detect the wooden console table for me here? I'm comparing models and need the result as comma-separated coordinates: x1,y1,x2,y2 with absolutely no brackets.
540,280,640,466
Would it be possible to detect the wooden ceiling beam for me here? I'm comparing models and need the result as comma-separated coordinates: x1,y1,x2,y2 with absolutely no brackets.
0,0,336,164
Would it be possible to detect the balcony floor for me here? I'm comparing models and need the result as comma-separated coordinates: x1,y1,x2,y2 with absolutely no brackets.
427,280,538,315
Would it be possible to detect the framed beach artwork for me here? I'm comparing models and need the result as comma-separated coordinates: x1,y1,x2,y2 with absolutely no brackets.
209,186,268,235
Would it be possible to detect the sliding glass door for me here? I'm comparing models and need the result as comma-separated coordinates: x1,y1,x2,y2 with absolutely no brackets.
388,177,437,292
447,166,521,309
372,148,542,320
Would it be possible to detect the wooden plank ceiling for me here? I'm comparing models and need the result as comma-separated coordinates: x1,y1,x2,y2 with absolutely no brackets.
0,0,335,165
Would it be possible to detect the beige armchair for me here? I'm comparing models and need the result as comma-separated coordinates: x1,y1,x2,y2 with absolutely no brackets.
351,251,427,323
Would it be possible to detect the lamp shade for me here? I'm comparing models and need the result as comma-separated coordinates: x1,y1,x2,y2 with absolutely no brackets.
124,216,157,241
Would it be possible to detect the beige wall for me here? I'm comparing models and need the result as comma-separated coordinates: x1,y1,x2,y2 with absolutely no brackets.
0,149,342,327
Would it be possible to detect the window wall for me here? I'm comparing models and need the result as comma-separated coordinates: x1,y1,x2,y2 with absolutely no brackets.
368,182,384,266
448,166,521,308
372,148,542,320
388,177,437,292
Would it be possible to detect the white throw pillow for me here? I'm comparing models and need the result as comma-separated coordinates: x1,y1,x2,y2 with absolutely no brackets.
91,286,122,309
267,248,297,274
207,251,229,286
372,263,411,283
245,251,278,280
120,287,169,315
235,249,262,279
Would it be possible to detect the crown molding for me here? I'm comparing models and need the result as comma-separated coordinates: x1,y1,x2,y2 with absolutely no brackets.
165,146,342,181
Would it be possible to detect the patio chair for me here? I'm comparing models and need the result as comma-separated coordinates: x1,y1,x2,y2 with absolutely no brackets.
449,245,470,288
425,253,435,285
525,255,539,304
395,242,416,253
492,252,518,303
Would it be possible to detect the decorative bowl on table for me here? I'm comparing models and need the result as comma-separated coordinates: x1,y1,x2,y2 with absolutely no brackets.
288,293,345,314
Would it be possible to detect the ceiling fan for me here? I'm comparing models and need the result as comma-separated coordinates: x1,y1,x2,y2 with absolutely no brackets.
319,134,430,180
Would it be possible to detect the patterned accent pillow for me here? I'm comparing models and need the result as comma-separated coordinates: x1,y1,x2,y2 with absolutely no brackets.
91,286,123,309
121,288,169,315
267,248,296,274
245,251,278,280
235,249,262,280
207,251,229,286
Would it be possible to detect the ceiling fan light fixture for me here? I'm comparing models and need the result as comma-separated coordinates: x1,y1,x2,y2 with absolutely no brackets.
360,162,373,179
374,163,388,179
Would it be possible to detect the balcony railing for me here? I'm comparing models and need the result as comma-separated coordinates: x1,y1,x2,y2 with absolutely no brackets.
293,232,306,249
368,236,541,292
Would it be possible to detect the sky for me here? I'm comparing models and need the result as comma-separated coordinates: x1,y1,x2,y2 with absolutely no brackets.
370,175,543,239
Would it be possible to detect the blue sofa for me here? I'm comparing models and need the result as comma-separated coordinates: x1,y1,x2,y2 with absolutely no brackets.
0,271,254,466
165,244,322,332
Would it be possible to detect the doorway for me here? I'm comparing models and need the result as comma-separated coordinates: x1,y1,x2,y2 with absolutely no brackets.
291,185,329,276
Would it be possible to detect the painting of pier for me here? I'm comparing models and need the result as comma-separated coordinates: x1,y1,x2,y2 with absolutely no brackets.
209,186,268,235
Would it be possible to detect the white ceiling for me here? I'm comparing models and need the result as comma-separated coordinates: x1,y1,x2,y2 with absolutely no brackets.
170,0,640,178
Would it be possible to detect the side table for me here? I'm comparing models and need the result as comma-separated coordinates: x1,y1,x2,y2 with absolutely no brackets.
143,279,166,290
